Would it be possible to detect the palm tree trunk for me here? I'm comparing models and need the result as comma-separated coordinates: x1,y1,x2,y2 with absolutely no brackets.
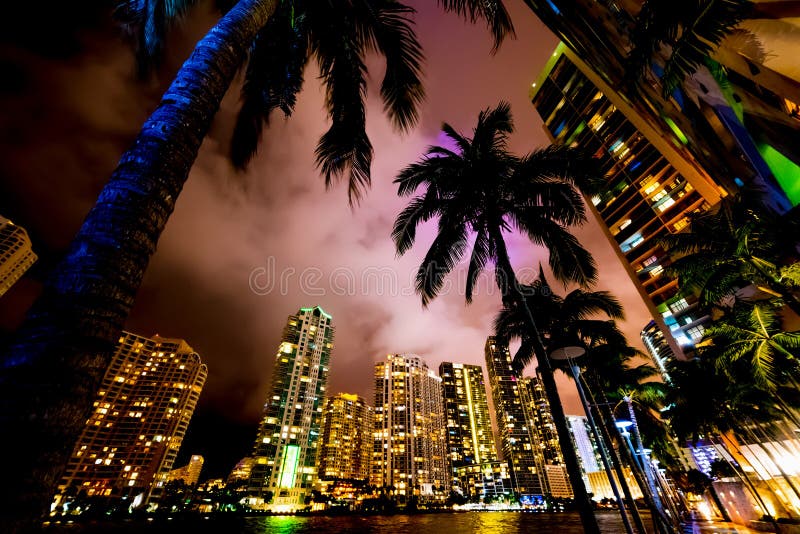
490,230,601,534
584,373,650,533
0,1,278,530
570,364,636,534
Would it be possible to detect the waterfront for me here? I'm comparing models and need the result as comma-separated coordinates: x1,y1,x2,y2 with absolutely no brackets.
44,512,624,533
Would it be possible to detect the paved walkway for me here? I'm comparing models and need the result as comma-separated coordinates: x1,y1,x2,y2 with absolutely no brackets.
684,521,764,534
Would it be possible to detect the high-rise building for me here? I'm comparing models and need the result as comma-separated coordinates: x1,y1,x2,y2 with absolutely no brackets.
526,0,799,210
247,306,333,511
439,362,498,469
567,416,601,476
641,320,674,381
0,216,36,297
453,461,513,502
522,375,572,498
372,354,448,503
531,44,720,357
54,333,207,508
484,337,548,502
166,455,204,486
317,393,374,485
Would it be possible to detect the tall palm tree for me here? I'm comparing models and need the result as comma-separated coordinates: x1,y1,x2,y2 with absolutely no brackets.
393,102,603,533
625,0,753,96
0,1,514,529
661,192,800,316
494,276,654,534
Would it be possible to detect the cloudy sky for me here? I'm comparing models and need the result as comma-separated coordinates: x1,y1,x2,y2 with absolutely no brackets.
0,0,650,476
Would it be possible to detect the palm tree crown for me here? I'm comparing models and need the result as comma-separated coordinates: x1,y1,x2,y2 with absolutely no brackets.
393,102,600,306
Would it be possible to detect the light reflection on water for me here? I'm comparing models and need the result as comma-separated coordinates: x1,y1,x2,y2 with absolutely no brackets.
48,511,632,533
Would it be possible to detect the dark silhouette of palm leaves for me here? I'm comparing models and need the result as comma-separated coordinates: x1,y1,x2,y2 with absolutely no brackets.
626,0,752,96
493,271,624,372
701,302,800,390
661,192,800,313
116,0,515,205
393,102,599,306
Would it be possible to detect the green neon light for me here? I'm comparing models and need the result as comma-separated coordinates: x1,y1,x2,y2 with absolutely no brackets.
756,143,800,207
663,117,688,145
278,445,300,488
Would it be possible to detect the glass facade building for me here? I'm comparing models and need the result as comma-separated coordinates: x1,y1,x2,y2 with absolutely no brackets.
247,306,333,511
532,45,719,356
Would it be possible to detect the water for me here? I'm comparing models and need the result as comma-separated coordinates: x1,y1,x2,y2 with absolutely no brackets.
46,511,632,533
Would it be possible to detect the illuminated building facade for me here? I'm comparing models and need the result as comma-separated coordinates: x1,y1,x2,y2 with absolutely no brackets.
567,415,601,476
526,0,799,209
641,320,674,380
54,333,207,507
227,457,255,484
247,306,333,511
317,393,374,486
439,362,498,469
484,337,548,500
453,461,512,502
166,454,204,486
531,45,721,356
522,375,572,498
372,354,448,502
0,216,36,297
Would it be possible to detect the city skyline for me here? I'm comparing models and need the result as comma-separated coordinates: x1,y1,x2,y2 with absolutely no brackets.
0,3,653,483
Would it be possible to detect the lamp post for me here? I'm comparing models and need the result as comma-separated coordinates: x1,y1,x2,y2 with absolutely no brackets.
550,346,636,534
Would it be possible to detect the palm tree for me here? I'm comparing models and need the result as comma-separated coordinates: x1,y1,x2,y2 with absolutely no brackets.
494,277,653,534
703,301,800,392
0,1,514,529
661,192,800,316
625,0,753,96
393,102,602,533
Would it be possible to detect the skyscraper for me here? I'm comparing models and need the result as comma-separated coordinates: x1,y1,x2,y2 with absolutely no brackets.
531,44,721,356
526,0,799,210
0,215,36,297
438,362,498,468
317,393,374,485
521,375,572,498
54,333,207,508
372,354,448,503
247,306,333,511
484,337,548,502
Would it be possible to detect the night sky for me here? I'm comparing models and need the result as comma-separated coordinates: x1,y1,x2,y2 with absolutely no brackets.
0,0,651,478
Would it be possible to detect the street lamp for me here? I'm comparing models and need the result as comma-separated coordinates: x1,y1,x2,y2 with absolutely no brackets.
550,346,636,534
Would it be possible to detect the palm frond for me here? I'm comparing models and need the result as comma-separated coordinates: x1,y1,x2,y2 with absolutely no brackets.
436,0,515,52
392,191,442,255
313,20,372,205
115,0,199,76
514,217,597,287
415,217,468,306
354,1,425,132
231,9,309,169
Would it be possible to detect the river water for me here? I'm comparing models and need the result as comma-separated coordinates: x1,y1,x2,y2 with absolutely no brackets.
46,511,638,533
